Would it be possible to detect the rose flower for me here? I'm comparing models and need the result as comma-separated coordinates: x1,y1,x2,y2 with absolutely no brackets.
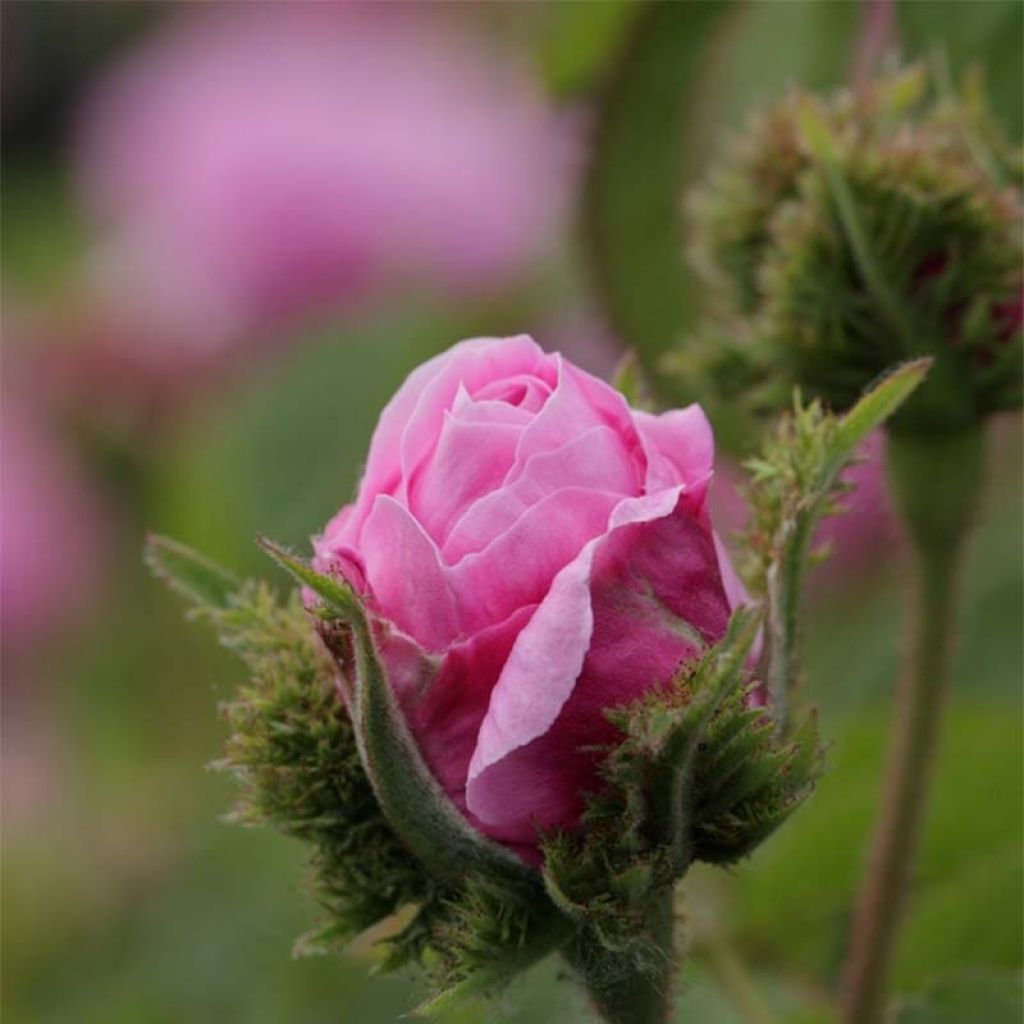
312,335,750,857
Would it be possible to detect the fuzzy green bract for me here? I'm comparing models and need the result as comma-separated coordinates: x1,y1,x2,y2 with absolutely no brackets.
144,357,926,1017
683,63,1023,436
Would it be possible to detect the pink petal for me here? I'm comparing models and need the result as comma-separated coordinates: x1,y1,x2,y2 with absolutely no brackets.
633,404,714,492
465,489,679,807
312,504,369,591
409,411,522,542
360,494,459,650
394,605,537,811
466,485,733,839
398,336,555,498
451,486,623,632
442,425,639,559
508,356,645,479
347,335,552,542
473,372,552,413
450,383,531,426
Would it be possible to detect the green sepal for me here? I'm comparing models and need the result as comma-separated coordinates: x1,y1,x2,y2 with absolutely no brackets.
414,880,577,1018
145,539,432,953
145,533,241,609
257,537,539,893
690,706,823,865
255,534,361,620
829,359,932,478
644,606,764,878
536,607,765,974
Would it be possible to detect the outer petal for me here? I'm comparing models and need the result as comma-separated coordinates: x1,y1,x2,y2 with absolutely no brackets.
398,606,536,809
632,404,714,492
371,606,542,863
466,484,732,841
311,503,369,592
360,494,459,650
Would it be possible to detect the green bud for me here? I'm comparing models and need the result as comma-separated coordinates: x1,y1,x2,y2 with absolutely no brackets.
687,63,1022,434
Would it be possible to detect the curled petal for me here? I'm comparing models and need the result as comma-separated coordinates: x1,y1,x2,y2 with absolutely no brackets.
442,425,638,559
451,486,623,632
409,411,522,542
633,404,714,492
468,483,733,835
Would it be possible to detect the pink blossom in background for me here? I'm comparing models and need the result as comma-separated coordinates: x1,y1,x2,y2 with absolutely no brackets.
311,335,753,859
1,399,106,649
709,430,897,586
73,4,571,361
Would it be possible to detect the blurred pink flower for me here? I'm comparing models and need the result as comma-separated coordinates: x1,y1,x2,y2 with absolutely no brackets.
1,398,106,646
709,430,897,586
74,4,570,358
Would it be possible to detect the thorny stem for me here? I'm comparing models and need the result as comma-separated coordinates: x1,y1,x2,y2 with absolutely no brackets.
840,427,984,1024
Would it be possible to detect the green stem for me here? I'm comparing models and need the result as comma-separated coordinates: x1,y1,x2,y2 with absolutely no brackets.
839,426,984,1024
766,509,815,735
565,898,676,1024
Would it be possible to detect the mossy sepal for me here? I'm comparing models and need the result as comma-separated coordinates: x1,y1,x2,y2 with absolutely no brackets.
256,535,538,892
685,63,1023,434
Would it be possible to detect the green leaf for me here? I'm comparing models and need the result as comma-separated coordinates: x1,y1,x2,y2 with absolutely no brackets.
144,533,241,609
891,970,1023,1024
828,360,932,479
258,538,538,892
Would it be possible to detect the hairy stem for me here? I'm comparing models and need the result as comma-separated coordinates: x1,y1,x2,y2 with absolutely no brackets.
566,897,676,1024
840,427,984,1024
766,509,814,735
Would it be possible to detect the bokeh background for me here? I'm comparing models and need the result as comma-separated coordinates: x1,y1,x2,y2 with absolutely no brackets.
2,2,1020,1022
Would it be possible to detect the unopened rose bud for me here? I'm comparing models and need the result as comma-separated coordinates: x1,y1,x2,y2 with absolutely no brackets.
310,334,752,857
688,65,1022,434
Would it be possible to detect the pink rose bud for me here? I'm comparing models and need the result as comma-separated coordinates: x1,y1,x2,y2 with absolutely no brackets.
312,335,751,856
